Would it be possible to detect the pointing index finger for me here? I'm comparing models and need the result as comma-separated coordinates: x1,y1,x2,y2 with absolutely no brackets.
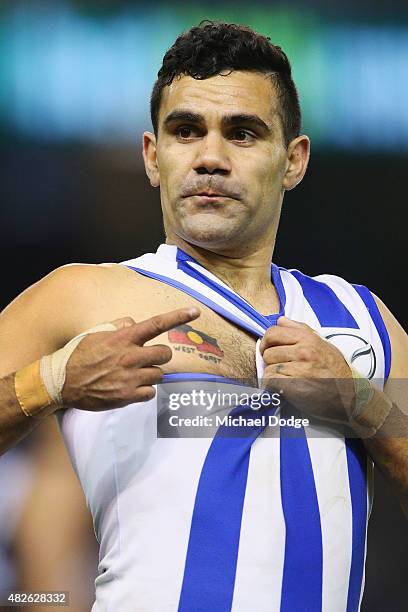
129,307,200,345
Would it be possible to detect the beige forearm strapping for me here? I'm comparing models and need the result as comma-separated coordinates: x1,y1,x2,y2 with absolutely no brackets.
14,322,116,418
349,367,393,437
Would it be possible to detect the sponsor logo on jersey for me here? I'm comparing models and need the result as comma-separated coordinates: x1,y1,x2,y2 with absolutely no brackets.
324,332,376,379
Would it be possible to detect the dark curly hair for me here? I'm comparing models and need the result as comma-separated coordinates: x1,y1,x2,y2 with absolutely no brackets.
150,21,301,147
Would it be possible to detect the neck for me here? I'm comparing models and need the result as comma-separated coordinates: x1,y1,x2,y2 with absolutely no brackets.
165,235,279,314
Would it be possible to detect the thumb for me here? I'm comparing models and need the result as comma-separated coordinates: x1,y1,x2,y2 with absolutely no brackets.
110,316,136,330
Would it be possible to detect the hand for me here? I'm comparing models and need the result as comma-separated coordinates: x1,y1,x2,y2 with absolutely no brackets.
259,316,355,424
62,307,200,411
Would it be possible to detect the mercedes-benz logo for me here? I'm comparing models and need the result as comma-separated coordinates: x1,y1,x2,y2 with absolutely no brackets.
324,332,376,379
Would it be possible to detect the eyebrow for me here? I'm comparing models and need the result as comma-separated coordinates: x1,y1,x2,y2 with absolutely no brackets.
163,110,272,134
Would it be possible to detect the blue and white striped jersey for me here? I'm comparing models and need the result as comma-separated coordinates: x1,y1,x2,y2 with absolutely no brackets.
58,244,390,612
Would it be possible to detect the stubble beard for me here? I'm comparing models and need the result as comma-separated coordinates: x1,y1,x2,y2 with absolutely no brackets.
175,207,251,249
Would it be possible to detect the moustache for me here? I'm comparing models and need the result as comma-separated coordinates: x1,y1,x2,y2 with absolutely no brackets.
180,181,242,200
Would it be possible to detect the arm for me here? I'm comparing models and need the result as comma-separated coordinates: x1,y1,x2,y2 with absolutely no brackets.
355,296,408,518
0,375,41,455
259,305,408,518
0,266,86,452
0,264,199,455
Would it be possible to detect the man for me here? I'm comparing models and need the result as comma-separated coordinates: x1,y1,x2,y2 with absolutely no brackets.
0,21,407,611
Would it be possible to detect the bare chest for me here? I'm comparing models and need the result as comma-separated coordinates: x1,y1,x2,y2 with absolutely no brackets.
104,269,259,380
164,316,258,380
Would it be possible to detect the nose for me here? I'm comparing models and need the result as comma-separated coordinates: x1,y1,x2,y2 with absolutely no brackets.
193,132,232,176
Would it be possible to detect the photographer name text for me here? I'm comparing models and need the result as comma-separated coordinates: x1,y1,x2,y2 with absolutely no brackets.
168,414,309,428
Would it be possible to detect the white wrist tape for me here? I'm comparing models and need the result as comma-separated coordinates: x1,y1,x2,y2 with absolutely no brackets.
39,322,117,408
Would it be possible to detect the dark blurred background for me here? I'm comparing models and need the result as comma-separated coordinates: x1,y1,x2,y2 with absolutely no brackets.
0,1,407,610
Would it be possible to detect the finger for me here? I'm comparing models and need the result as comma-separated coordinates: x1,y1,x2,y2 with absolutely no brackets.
260,327,300,354
264,361,312,378
260,372,290,394
110,316,136,330
262,345,297,366
136,366,164,386
261,375,306,403
265,363,293,377
129,308,200,345
277,316,309,329
132,385,156,403
123,345,172,368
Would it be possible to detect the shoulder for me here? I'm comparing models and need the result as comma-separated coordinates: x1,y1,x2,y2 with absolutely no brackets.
6,261,148,303
280,267,371,325
280,266,357,295
282,264,408,388
282,266,357,290
2,262,130,322
0,262,145,368
282,266,380,309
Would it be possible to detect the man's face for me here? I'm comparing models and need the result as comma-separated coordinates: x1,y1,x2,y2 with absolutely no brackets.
145,70,294,253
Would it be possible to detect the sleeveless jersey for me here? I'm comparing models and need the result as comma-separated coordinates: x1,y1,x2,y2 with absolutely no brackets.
57,244,391,612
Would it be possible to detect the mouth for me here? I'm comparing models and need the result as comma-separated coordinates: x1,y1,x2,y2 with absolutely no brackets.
186,192,235,201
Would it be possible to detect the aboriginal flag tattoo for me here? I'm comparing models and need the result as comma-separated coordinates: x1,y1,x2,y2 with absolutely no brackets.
168,324,224,358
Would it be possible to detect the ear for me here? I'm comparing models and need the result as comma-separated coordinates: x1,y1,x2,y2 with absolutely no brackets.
143,131,160,188
282,135,310,191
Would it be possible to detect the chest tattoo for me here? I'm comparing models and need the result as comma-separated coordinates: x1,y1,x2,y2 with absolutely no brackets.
168,324,224,364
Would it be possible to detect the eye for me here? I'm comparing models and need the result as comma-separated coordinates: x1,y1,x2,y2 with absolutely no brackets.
230,129,256,143
176,125,198,140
